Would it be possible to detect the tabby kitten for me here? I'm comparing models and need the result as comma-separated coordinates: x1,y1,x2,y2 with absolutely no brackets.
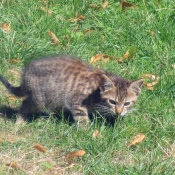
0,56,144,126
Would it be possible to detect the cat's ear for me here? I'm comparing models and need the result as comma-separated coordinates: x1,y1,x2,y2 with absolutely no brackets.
129,79,144,95
101,74,114,91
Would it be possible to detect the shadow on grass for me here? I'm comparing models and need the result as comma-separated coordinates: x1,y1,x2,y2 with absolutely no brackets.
0,105,117,126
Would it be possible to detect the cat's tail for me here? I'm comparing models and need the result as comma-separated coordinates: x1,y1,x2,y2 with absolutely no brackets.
0,74,25,97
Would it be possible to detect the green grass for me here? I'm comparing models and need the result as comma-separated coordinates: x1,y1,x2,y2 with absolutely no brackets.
0,0,175,174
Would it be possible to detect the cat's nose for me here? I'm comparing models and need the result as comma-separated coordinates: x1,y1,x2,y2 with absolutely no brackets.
116,107,123,114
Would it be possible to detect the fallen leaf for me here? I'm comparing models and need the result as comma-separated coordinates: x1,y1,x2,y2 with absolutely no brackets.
0,138,3,142
48,31,59,45
9,58,21,63
141,73,159,90
33,143,46,153
145,81,158,90
77,14,86,20
123,51,129,60
102,2,109,8
92,130,100,138
121,0,138,11
90,54,109,64
1,23,12,33
129,133,145,147
92,129,103,138
6,162,20,170
141,73,158,81
71,14,86,22
66,150,86,164
123,45,136,60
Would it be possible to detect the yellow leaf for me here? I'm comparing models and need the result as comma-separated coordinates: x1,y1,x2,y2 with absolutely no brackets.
129,134,145,147
1,23,12,33
48,31,59,45
66,150,86,164
6,162,20,170
33,143,46,153
9,58,21,63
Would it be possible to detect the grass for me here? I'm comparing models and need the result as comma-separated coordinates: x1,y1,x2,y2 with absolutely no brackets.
0,0,175,174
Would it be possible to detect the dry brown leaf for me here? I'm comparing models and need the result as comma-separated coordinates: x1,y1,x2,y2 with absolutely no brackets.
90,54,109,64
77,14,86,20
141,73,159,90
71,14,86,22
33,143,46,153
121,0,137,11
102,2,109,8
145,81,158,90
0,138,3,142
48,31,59,45
92,130,100,138
129,133,145,147
90,54,125,65
141,73,158,81
6,162,20,170
1,23,12,33
9,58,21,63
92,129,103,138
123,46,136,60
123,51,130,59
66,150,86,165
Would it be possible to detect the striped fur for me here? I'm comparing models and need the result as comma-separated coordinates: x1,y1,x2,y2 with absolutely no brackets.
0,56,144,126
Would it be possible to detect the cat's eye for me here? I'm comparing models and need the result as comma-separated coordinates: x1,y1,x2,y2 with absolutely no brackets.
124,102,130,106
109,99,117,105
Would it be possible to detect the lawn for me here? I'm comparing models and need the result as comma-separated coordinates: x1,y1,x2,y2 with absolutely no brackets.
0,0,175,174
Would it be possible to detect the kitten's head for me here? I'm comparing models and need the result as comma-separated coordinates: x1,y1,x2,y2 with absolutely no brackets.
100,74,144,116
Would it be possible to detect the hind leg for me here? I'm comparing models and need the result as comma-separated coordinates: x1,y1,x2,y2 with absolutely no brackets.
16,98,37,125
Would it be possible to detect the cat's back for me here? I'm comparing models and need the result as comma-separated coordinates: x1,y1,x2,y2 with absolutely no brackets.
24,56,93,74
